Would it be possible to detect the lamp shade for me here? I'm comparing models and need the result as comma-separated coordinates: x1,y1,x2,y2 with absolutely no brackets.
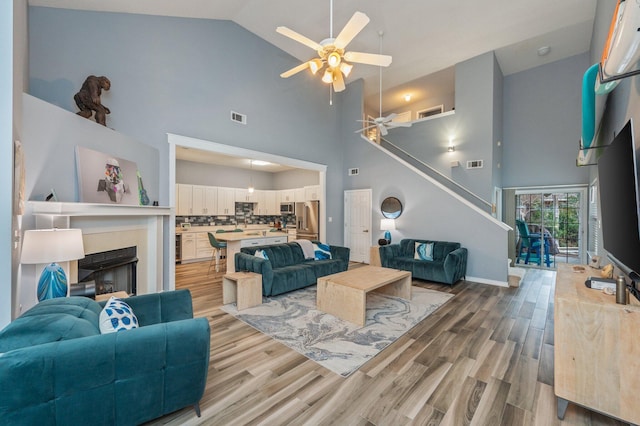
380,219,396,231
21,229,85,264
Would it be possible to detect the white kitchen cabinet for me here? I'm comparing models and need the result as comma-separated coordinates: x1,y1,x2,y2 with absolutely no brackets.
264,190,278,215
280,189,295,203
253,190,266,215
181,233,196,261
192,185,217,215
216,187,236,215
177,184,193,216
294,188,306,202
235,188,257,203
195,232,214,259
305,185,321,201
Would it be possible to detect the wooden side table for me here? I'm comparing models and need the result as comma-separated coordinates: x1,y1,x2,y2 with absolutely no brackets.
222,271,263,310
369,246,381,267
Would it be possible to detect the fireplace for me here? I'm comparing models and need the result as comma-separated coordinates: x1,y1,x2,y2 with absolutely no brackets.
72,246,138,298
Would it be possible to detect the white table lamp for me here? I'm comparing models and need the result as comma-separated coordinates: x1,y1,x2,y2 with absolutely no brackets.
21,229,85,301
380,218,396,243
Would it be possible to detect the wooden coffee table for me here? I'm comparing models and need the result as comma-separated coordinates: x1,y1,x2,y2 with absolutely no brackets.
317,266,412,326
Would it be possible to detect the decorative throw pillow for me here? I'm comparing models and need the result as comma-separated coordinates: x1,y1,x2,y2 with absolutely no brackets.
99,297,139,334
313,243,332,260
254,249,269,260
414,242,434,261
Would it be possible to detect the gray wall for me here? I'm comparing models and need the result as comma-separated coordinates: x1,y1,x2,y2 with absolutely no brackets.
176,160,319,190
376,52,500,203
341,77,509,283
28,6,346,244
502,53,591,188
588,0,640,266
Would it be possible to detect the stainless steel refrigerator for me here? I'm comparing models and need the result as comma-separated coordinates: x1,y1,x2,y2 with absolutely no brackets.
296,200,319,241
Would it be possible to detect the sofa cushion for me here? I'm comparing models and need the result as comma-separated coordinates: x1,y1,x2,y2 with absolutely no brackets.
0,297,102,352
401,239,461,260
414,242,434,261
99,297,139,334
242,243,306,269
270,264,317,295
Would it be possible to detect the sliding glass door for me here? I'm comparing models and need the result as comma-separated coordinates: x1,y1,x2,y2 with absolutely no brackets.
514,188,587,268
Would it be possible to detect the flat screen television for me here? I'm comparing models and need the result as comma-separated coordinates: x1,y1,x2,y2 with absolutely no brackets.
597,119,640,280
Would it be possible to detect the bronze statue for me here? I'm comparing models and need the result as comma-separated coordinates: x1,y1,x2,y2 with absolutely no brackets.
74,75,111,126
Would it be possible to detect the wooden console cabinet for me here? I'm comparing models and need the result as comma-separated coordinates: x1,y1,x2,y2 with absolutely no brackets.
554,264,640,423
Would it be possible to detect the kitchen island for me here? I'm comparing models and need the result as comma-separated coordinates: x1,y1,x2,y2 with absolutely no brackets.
216,231,288,273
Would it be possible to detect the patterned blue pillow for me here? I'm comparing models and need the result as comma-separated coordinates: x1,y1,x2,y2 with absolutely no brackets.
254,249,269,260
313,243,332,260
99,297,139,334
414,242,434,261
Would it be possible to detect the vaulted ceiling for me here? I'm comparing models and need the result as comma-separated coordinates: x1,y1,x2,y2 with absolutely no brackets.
30,0,597,113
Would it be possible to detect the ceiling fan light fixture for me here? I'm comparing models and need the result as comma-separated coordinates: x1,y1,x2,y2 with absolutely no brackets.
327,51,341,68
322,69,334,84
309,58,323,75
340,62,353,77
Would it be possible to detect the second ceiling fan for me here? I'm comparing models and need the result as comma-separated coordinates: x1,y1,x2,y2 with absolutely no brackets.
277,0,392,92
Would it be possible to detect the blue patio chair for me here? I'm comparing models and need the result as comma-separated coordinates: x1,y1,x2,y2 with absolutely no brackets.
516,219,551,267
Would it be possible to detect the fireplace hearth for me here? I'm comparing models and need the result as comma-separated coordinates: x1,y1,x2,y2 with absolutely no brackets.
73,246,138,298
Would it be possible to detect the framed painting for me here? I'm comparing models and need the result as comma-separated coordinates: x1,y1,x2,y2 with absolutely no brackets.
75,146,140,205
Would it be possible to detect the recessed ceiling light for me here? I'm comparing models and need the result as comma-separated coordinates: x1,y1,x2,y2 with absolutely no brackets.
404,94,412,102
537,46,551,56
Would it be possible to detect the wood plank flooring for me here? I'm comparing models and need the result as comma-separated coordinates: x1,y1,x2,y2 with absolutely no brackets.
146,262,625,426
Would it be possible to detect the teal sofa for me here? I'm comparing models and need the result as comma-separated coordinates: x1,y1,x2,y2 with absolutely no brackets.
379,238,467,285
0,290,210,426
235,242,350,296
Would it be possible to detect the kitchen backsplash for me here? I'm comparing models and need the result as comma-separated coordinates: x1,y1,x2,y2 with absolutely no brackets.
176,202,295,227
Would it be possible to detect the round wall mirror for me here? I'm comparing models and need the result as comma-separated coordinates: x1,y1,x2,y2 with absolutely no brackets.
381,197,402,219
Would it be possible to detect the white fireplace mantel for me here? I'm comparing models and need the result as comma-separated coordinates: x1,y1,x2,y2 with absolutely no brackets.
30,201,172,217
27,201,173,298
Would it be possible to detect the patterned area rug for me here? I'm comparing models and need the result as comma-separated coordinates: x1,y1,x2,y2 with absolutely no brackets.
221,285,453,377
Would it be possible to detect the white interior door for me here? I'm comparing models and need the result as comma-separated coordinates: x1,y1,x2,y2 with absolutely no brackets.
344,189,372,263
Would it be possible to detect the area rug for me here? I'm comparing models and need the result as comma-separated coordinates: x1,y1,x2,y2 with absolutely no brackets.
221,285,453,377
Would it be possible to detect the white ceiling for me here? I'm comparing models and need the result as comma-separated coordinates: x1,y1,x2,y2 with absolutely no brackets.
30,0,597,114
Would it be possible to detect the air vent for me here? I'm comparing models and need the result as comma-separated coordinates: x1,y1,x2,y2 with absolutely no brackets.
230,111,247,125
348,168,359,176
466,160,483,169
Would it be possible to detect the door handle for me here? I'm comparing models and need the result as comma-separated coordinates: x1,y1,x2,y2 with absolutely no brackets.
363,230,369,233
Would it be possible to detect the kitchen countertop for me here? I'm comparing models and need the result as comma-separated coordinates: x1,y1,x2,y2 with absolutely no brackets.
215,231,288,241
176,225,283,234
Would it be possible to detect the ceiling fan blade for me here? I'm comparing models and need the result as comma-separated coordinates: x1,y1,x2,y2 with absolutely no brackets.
355,124,377,133
379,124,389,136
280,62,310,78
334,11,370,49
276,26,323,51
344,51,392,67
383,113,397,121
332,70,346,92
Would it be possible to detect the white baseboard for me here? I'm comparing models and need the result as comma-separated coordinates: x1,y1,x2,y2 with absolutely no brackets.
465,276,509,288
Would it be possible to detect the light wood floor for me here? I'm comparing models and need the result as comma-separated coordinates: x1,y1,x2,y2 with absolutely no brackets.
147,261,625,426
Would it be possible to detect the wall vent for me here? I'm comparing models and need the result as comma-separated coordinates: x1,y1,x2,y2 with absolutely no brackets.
348,168,359,176
466,160,483,169
230,111,247,124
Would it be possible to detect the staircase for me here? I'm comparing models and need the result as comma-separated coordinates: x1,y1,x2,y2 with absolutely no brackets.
374,136,493,214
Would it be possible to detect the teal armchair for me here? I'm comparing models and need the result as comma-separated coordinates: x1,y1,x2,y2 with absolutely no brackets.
0,290,210,426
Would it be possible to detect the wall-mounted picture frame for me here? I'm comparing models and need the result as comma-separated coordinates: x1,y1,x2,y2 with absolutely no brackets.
599,0,640,83
75,146,140,205
416,105,444,120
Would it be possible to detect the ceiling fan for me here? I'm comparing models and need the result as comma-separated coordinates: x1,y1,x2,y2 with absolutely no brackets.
277,0,392,93
357,32,411,140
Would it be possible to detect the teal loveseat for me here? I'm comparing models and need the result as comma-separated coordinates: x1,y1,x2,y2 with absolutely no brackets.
379,238,467,285
0,290,210,426
235,242,350,296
